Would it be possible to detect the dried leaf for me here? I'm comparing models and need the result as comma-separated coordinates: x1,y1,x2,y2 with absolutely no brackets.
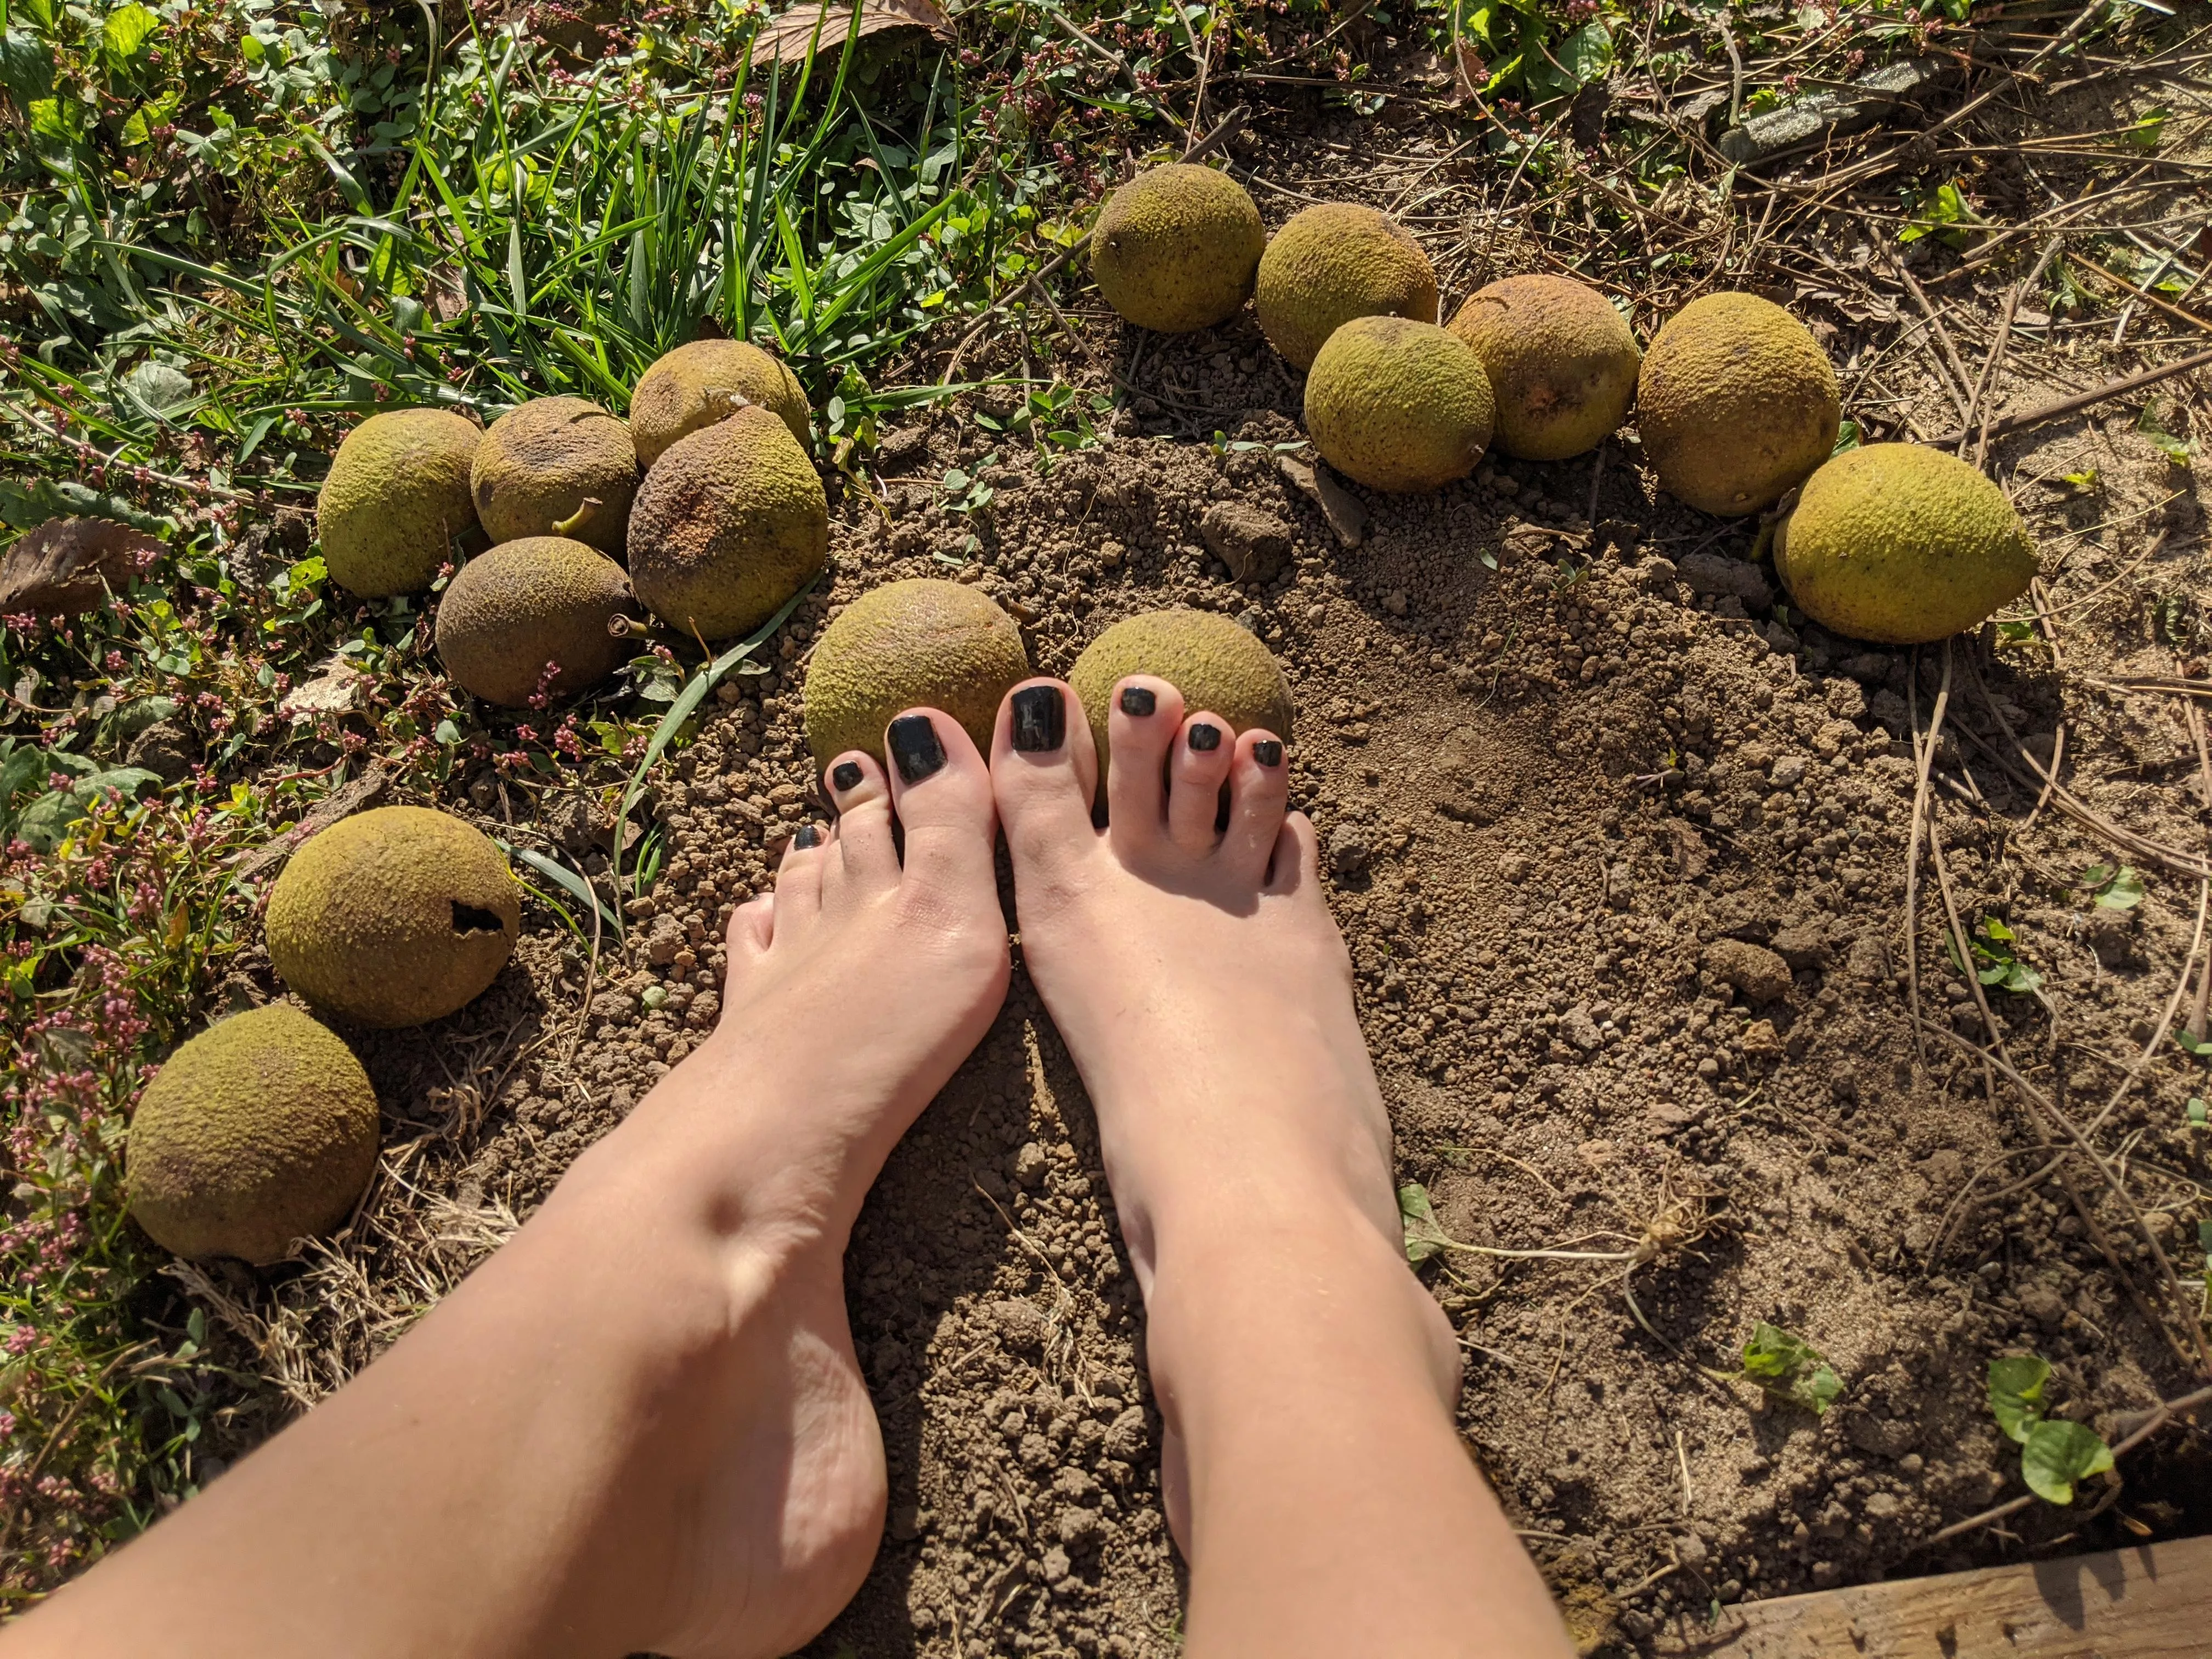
279,654,373,719
0,517,163,617
749,0,950,66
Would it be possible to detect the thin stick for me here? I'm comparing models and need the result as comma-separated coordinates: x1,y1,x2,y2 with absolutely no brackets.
1902,644,1953,1060
1893,254,1979,423
1970,238,2066,470
1926,345,2212,449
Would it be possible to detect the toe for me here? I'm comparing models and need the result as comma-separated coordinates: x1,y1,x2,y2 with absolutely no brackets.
1263,808,1322,898
726,890,776,967
1220,730,1291,883
992,679,1099,874
1166,709,1236,855
883,709,998,903
770,822,829,937
824,752,899,894
1104,675,1182,852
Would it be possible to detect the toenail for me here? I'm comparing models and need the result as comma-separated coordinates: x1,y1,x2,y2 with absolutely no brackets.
1011,685,1066,753
1253,739,1283,766
830,760,864,792
793,823,822,849
1119,686,1156,716
1187,722,1222,752
887,714,947,783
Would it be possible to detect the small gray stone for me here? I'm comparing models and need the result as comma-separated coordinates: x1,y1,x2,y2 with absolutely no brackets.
1560,1004,1604,1052
643,911,686,966
1678,550,1773,608
1768,754,1807,788
1199,500,1294,583
1770,922,1832,971
1013,1140,1050,1188
1103,1406,1149,1461
989,1298,1047,1353
1702,938,1793,1004
1327,826,1370,878
2018,1280,2067,1328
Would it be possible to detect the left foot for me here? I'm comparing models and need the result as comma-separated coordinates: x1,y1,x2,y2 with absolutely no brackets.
0,709,1009,1659
520,707,1011,1657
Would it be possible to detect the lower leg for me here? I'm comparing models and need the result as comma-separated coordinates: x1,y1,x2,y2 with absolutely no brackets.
4,712,1009,1659
992,676,1572,1658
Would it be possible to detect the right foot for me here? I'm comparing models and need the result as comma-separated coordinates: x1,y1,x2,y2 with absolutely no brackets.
989,676,1571,1659
988,674,1406,1295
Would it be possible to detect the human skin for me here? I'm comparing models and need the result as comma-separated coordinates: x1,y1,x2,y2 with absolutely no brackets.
3,686,1570,1659
992,675,1573,1659
4,709,1011,1659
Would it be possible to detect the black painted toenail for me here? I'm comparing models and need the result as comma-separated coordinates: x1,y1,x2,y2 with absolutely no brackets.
1187,722,1222,752
831,761,864,792
1119,686,1156,716
1253,740,1283,766
793,824,822,850
1011,685,1065,753
887,714,946,783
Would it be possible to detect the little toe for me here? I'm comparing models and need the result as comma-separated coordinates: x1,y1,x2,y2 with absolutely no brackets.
1220,730,1292,883
1262,806,1322,899
1104,675,1183,852
883,709,999,905
992,680,1100,874
771,821,829,937
726,890,776,968
1166,710,1235,855
824,752,899,894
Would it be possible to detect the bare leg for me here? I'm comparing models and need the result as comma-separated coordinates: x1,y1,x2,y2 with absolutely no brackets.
991,676,1572,1659
4,710,1008,1659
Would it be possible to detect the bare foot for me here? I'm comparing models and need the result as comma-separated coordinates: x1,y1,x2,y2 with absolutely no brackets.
989,672,1405,1305
3,709,1009,1659
989,676,1571,1659
584,707,1011,1656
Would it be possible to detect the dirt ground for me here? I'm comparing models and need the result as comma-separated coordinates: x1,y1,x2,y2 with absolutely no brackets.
189,89,2212,1659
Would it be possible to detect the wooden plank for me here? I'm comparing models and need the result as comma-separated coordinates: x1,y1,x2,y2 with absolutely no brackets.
1674,1533,2212,1658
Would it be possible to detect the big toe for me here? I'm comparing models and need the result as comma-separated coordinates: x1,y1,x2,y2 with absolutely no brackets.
883,708,1000,909
992,679,1100,876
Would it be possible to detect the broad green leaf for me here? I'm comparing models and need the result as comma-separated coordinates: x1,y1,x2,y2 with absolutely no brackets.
101,2,160,68
1741,1323,1843,1414
2021,1419,2112,1504
2096,867,2145,910
1987,1355,2049,1444
1831,420,1861,457
1398,1181,1452,1265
